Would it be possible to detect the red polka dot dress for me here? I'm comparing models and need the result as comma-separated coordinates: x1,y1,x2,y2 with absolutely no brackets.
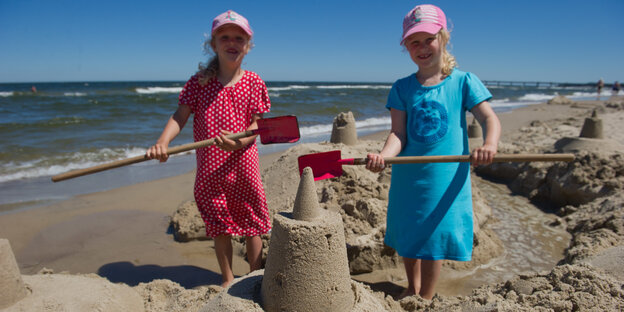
178,71,271,238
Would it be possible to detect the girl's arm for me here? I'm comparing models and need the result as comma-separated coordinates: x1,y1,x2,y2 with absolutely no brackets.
146,105,192,162
366,108,407,172
470,101,501,165
215,113,263,152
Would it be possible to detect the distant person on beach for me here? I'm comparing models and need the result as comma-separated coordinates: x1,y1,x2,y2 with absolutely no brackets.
31,85,37,93
146,10,271,287
612,81,621,95
597,78,604,99
365,4,501,300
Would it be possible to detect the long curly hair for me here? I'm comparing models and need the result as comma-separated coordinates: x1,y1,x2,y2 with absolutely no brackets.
196,37,219,85
437,28,457,77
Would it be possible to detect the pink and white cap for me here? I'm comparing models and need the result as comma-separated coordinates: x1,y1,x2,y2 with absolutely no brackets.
401,4,447,44
211,10,253,37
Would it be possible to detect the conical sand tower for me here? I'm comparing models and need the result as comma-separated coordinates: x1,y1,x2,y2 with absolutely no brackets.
468,117,483,151
468,118,482,139
0,239,28,309
330,111,358,145
555,109,623,154
579,109,603,139
261,167,354,312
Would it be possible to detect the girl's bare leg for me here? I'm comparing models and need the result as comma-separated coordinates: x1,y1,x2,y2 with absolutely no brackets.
419,259,442,300
399,258,442,300
399,257,421,299
214,234,234,287
245,235,263,272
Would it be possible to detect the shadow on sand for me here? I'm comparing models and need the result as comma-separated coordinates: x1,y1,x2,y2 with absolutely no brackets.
98,261,221,288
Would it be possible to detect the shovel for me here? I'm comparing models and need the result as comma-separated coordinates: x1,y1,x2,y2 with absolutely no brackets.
298,150,575,181
52,115,300,182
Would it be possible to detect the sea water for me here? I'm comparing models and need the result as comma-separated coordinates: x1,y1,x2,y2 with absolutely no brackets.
0,80,611,212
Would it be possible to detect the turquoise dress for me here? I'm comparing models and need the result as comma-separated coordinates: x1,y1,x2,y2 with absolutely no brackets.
384,69,492,261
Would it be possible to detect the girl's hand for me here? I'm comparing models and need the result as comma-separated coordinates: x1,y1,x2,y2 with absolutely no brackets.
471,143,497,166
215,130,242,151
366,153,386,173
146,143,169,162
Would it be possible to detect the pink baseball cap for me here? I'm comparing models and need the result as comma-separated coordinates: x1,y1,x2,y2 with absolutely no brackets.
401,4,447,44
211,10,253,37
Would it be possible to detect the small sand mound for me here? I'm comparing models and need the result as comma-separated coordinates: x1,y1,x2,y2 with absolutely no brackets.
397,264,624,311
548,95,575,105
170,201,208,242
6,271,145,312
134,279,222,312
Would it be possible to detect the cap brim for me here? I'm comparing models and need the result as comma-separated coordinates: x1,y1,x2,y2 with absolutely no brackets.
212,22,253,37
401,24,442,44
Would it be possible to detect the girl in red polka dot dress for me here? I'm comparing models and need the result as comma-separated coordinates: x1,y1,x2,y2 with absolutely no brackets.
146,10,270,287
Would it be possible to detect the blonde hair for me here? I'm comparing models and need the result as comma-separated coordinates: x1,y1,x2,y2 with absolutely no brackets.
196,32,253,85
437,29,457,77
197,37,219,85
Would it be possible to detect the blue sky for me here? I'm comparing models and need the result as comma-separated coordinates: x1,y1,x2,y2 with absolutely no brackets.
1,0,622,83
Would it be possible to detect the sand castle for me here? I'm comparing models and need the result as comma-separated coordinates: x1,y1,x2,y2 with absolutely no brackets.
579,109,603,139
330,111,358,145
261,167,354,311
0,239,28,309
555,109,624,155
468,118,482,139
468,117,483,150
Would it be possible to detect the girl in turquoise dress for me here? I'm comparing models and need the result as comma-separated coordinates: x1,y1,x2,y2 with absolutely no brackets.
366,4,501,300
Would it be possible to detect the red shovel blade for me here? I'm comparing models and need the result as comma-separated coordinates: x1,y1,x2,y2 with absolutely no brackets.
257,115,300,144
298,150,344,181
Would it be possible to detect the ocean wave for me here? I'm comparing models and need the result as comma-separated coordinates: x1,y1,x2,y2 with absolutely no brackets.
568,91,622,98
0,147,160,183
135,87,183,94
518,93,555,102
298,116,391,136
569,91,596,98
268,85,311,92
490,98,528,107
491,98,510,103
63,92,87,97
299,124,334,136
356,116,391,128
268,84,391,92
0,91,14,97
316,85,391,90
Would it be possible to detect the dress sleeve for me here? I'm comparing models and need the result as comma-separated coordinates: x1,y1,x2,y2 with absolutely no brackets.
463,72,492,111
178,75,198,113
385,80,406,111
250,75,271,115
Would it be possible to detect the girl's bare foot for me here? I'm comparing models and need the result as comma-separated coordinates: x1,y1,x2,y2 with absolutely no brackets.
396,288,416,300
220,279,233,288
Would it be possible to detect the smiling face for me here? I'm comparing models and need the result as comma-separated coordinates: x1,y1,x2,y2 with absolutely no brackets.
211,24,251,66
404,31,443,72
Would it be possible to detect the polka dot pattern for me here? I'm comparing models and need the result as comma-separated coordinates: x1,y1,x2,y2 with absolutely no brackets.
179,71,271,238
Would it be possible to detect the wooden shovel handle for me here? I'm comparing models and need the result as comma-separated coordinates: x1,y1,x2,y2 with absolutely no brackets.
51,130,255,182
351,153,575,165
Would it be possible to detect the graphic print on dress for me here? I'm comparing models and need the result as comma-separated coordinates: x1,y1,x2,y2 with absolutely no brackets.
409,100,448,144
